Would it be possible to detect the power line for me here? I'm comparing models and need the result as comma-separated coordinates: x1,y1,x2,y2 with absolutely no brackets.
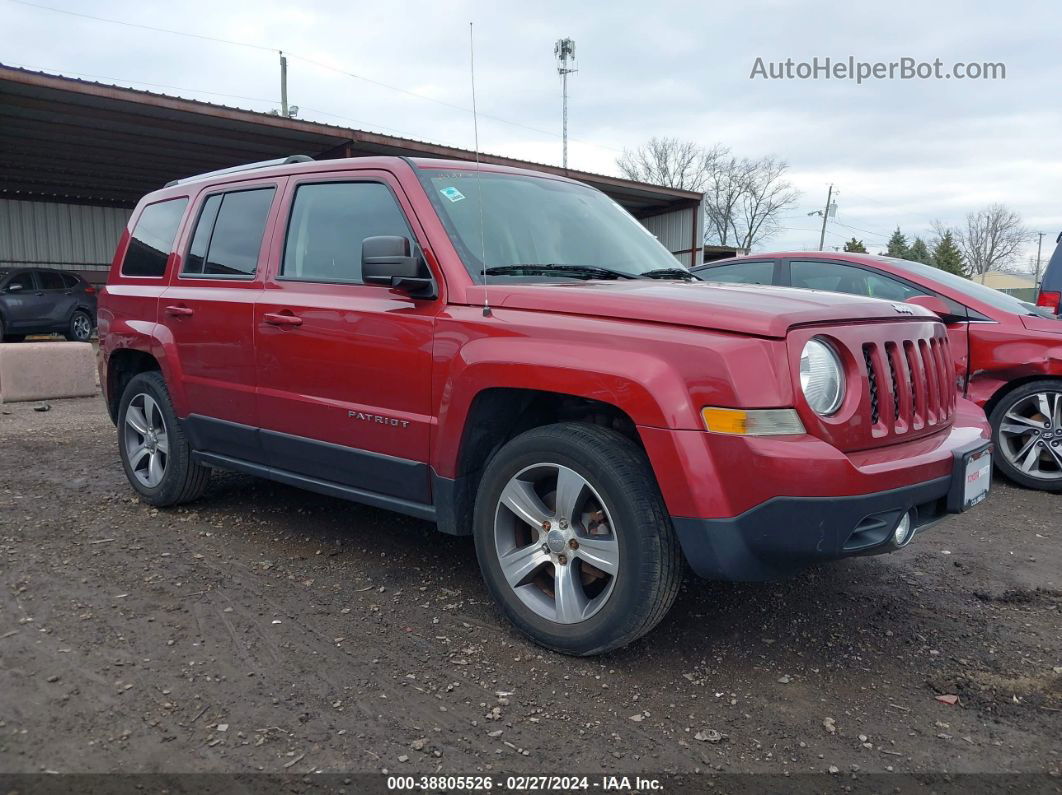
8,0,275,51
7,0,626,155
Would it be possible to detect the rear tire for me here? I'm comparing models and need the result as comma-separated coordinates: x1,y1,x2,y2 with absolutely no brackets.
65,309,94,342
117,371,210,506
0,316,19,342
989,380,1062,492
473,422,682,656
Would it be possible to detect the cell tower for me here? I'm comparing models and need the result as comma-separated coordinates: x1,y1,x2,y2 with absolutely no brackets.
554,38,577,169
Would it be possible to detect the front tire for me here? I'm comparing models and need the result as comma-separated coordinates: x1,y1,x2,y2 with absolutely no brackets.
117,372,210,506
989,380,1062,492
66,309,93,342
473,422,682,656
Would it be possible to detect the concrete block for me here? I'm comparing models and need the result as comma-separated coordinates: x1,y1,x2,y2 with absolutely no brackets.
0,341,99,403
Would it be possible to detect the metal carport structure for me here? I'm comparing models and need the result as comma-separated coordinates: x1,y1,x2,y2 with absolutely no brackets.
0,65,704,283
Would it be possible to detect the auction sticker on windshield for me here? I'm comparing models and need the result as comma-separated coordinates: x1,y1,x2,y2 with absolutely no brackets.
439,186,466,202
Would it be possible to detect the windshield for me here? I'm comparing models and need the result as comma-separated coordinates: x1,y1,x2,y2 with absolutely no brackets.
418,168,685,281
879,257,1054,317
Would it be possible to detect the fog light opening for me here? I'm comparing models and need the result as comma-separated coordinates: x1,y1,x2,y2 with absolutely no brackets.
893,511,915,547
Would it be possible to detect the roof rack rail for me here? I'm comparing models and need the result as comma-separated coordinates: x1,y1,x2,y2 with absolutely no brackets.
164,155,314,188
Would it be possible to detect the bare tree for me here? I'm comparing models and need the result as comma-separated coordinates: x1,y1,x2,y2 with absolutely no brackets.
617,139,798,253
616,137,724,192
702,154,798,251
733,156,799,252
702,153,752,248
956,204,1029,282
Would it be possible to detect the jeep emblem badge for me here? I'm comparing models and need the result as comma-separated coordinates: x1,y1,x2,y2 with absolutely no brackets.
892,303,915,314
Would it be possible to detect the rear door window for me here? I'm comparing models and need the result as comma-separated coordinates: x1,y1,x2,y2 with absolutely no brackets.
281,182,413,284
790,259,925,301
37,270,66,291
122,198,189,277
61,273,80,289
697,260,776,285
182,188,275,278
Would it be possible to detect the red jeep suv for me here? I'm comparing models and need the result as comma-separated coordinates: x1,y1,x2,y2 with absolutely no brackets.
98,156,991,655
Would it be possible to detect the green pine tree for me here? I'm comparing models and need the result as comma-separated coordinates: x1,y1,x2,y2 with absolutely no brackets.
843,237,867,253
930,230,965,276
908,237,932,265
885,227,910,259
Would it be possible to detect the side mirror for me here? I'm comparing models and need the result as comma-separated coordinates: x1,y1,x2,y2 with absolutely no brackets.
906,294,958,321
362,236,436,299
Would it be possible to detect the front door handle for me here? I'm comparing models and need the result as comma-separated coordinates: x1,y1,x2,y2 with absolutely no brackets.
263,312,303,327
164,305,194,318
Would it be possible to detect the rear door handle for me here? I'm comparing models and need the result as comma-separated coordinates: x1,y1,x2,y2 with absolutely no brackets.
263,312,303,327
164,305,194,318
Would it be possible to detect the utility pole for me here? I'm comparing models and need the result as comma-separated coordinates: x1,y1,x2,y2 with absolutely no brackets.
1035,231,1045,287
279,50,289,118
554,38,577,170
817,184,833,250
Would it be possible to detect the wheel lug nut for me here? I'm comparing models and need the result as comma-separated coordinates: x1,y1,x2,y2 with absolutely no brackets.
541,544,549,553
557,554,567,565
559,519,568,529
541,520,551,531
568,539,579,550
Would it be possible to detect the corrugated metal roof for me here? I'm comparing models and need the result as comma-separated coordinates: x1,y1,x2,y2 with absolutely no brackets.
0,64,701,213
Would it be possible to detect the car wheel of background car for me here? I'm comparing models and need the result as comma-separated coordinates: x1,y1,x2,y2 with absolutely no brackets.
1,314,26,342
989,379,1062,492
473,422,682,656
117,371,210,506
66,309,93,342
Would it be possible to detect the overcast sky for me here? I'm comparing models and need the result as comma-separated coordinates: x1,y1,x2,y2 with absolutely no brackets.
4,0,1060,265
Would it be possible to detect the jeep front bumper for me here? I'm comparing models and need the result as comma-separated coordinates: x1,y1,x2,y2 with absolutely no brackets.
672,439,991,581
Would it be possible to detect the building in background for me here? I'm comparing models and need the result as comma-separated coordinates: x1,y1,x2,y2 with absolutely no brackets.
702,244,741,263
0,66,704,284
980,271,1038,303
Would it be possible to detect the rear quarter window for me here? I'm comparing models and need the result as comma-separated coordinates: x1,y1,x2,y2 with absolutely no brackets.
121,197,189,278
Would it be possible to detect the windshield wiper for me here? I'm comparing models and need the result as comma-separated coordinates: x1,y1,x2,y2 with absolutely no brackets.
483,264,640,280
641,267,700,281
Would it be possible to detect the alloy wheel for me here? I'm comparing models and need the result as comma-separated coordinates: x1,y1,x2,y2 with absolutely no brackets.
124,393,169,488
998,391,1062,480
72,313,92,341
493,463,619,624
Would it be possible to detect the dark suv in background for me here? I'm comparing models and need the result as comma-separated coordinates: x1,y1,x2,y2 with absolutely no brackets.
0,267,97,342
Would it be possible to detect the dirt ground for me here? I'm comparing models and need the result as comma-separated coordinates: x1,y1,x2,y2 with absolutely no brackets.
0,397,1059,778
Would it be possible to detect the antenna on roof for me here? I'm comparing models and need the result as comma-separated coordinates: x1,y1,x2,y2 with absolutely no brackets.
469,21,491,317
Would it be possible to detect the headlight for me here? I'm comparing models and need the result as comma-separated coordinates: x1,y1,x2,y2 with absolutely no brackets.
800,338,845,415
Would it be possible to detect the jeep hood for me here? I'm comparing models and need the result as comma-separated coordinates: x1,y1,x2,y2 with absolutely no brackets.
480,280,935,338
